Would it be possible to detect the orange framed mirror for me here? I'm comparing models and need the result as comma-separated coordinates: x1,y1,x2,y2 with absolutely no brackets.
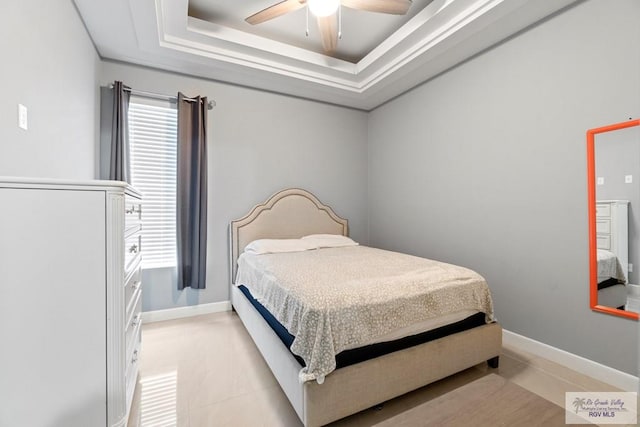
587,118,640,320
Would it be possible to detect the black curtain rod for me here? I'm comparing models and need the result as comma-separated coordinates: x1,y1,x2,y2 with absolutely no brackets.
109,85,215,110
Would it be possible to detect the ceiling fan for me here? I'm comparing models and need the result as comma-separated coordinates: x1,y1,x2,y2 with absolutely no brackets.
245,0,412,53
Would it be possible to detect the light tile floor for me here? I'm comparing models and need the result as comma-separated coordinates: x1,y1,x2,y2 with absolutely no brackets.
623,284,640,313
127,312,630,427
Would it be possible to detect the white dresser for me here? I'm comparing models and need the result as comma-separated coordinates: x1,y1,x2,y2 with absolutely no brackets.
596,200,629,282
0,177,142,427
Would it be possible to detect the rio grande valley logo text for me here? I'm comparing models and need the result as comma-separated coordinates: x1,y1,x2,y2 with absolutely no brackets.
566,391,636,424
572,397,627,418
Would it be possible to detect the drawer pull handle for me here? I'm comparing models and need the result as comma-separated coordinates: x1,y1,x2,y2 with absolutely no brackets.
132,315,140,327
129,244,138,254
126,205,142,215
132,350,139,364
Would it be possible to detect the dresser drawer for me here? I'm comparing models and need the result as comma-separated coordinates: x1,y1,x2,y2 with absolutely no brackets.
596,219,611,234
596,204,611,218
125,196,142,235
124,233,142,275
125,264,142,314
127,326,141,370
597,234,611,250
125,331,141,413
125,292,142,355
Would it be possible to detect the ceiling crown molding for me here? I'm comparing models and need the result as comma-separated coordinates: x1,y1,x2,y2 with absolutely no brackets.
75,0,579,110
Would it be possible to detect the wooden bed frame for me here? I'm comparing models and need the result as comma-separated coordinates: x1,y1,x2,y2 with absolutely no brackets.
229,188,502,427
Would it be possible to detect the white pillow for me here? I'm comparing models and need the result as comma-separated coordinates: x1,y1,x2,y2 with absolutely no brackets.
301,234,359,248
244,238,317,255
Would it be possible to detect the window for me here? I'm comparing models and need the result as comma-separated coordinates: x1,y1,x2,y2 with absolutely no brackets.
128,97,177,268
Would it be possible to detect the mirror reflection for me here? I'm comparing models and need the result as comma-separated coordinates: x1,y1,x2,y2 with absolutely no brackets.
589,119,640,319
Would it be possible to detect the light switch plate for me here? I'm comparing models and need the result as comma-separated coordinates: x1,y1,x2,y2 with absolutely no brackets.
18,104,28,130
625,175,633,184
597,177,604,185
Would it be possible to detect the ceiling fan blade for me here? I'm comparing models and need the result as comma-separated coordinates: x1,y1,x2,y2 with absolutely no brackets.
316,14,338,53
341,0,412,15
246,0,306,25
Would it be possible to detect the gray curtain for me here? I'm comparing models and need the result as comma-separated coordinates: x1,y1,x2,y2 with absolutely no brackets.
176,92,208,290
99,81,131,182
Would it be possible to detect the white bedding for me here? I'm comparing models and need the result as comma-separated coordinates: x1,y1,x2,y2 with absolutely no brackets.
235,245,495,383
597,249,627,284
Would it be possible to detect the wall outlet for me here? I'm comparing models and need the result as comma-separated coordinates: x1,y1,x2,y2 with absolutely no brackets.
18,104,28,130
597,177,604,185
629,263,633,273
625,175,633,184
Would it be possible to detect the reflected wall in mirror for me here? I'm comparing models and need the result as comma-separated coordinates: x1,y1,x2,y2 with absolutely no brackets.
588,118,640,320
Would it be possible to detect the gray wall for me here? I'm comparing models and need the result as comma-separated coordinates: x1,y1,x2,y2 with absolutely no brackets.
0,0,99,179
100,61,369,312
595,126,640,284
367,0,639,374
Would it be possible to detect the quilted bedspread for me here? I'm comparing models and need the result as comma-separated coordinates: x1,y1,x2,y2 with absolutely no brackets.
235,245,495,383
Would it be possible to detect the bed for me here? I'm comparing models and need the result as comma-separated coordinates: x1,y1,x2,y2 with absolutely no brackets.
597,249,627,309
595,200,629,310
229,188,502,426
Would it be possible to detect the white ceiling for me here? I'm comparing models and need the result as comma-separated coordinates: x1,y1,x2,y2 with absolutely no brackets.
74,0,579,110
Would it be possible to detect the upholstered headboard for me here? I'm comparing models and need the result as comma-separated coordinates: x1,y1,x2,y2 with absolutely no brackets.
229,188,348,282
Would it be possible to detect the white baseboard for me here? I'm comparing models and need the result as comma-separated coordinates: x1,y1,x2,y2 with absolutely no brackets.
142,300,231,323
503,329,638,392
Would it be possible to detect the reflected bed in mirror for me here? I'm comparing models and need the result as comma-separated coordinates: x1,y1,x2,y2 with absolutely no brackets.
588,118,640,320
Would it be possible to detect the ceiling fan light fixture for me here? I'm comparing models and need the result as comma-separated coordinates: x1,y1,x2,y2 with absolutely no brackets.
308,0,340,17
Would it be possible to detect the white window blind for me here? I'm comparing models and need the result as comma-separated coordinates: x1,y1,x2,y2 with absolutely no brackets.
129,98,177,268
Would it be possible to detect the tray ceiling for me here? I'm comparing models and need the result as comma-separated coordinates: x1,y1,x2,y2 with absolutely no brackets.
74,0,579,110
187,0,435,63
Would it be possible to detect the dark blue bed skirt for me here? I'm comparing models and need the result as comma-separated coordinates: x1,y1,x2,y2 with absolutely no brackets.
237,285,486,370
